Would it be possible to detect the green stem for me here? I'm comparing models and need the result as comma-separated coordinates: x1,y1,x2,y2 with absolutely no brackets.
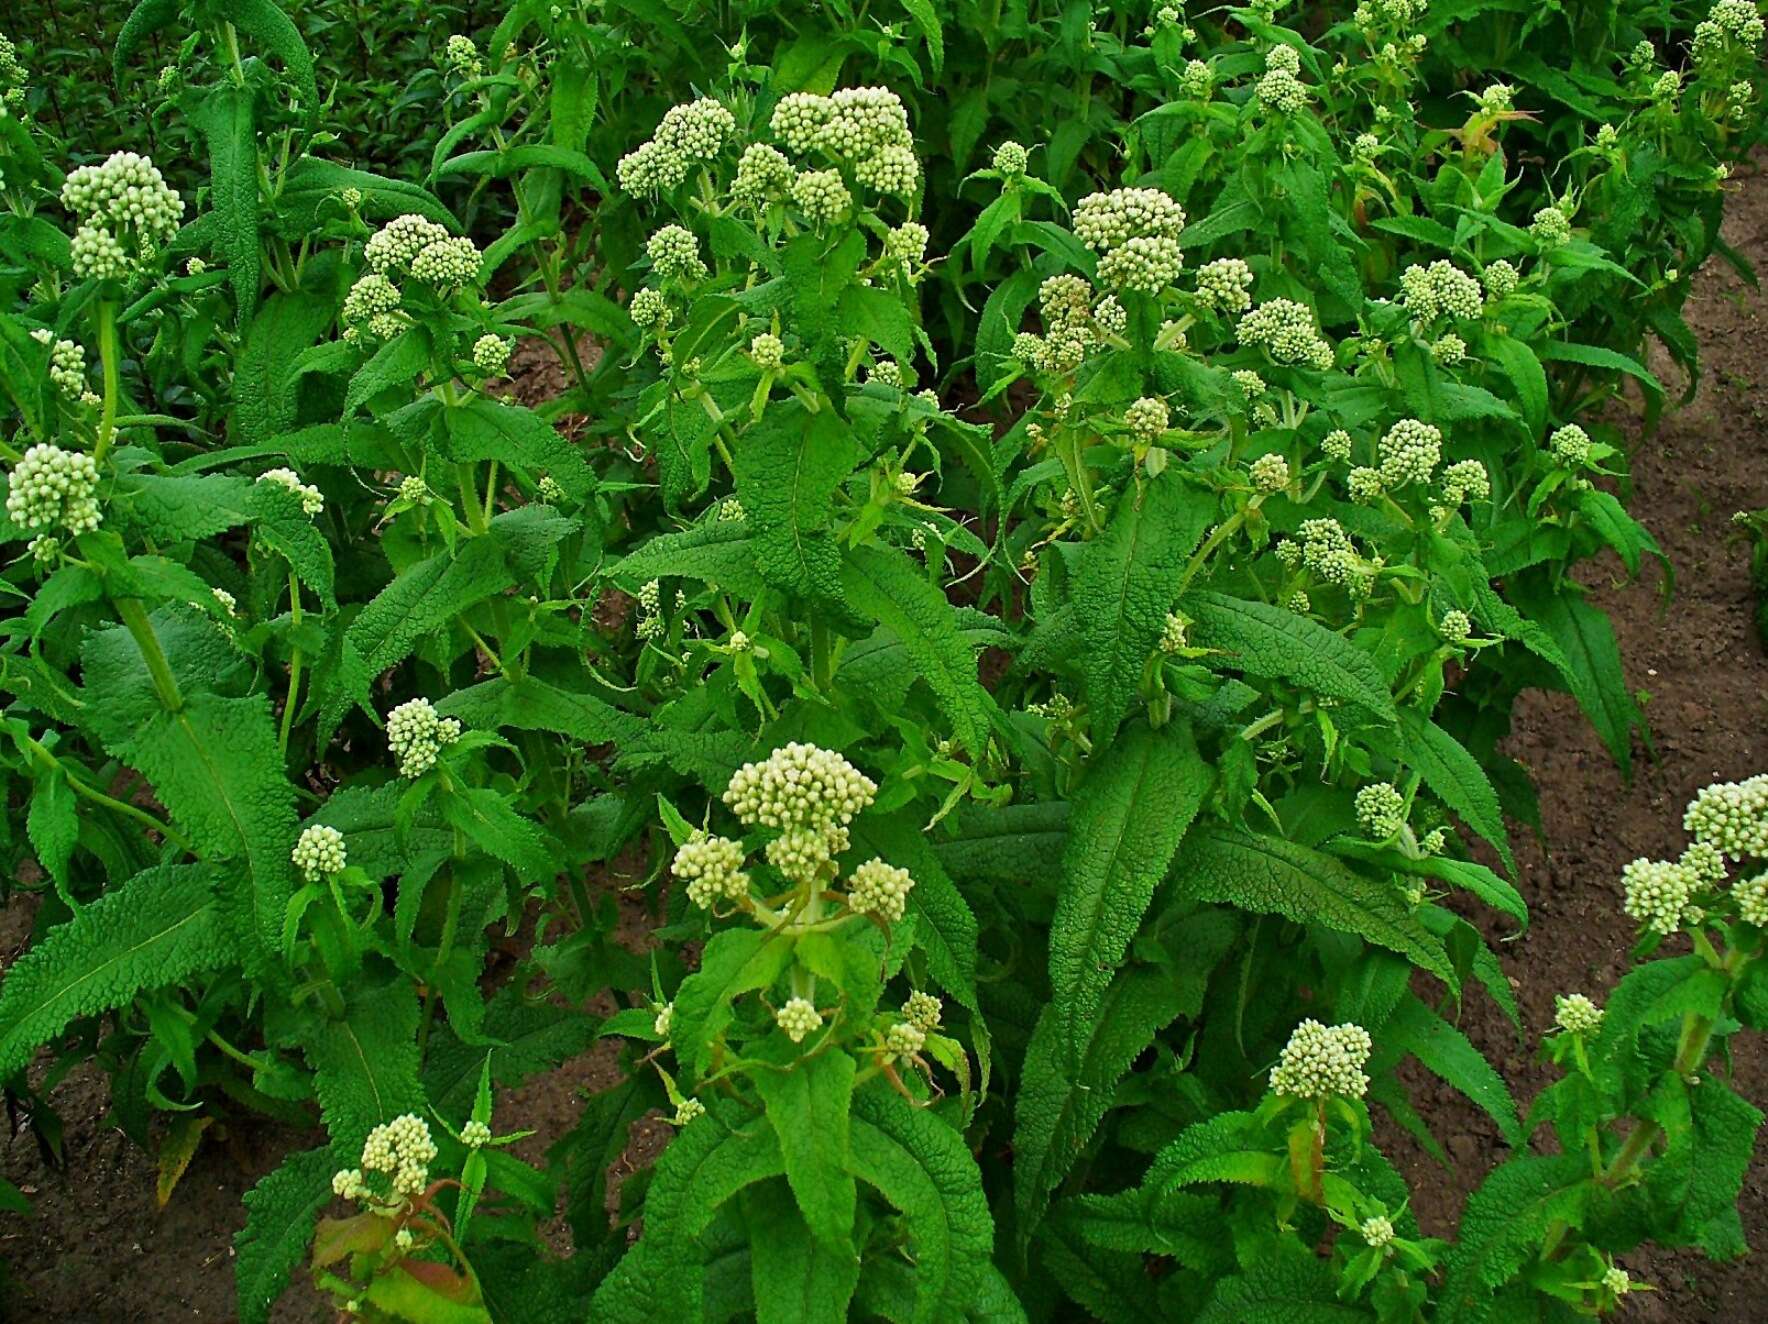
279,568,303,754
115,597,182,712
94,299,120,464
22,735,192,850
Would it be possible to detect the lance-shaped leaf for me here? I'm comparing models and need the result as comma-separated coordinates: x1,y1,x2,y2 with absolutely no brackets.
746,1183,862,1324
1399,709,1514,875
671,928,794,1081
1049,722,1210,1061
304,979,425,1162
1437,1155,1592,1322
0,863,231,1078
847,1089,994,1324
841,545,996,756
1172,825,1458,990
234,1147,335,1324
1181,591,1396,721
753,1049,857,1251
1076,472,1212,748
194,84,261,318
737,402,860,605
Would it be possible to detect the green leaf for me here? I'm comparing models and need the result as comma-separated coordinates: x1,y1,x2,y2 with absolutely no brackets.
1038,1212,1167,1324
440,398,594,497
1399,710,1515,874
753,1049,857,1250
274,159,458,234
737,403,861,605
235,293,336,443
1196,1252,1369,1324
441,786,561,882
216,0,319,116
344,537,513,676
235,1147,334,1324
1013,965,1206,1236
841,545,996,756
672,928,793,1081
1378,994,1522,1146
248,478,336,608
1506,579,1642,773
0,863,231,1079
1438,1155,1592,1321
1181,591,1396,721
1482,334,1547,438
589,1103,784,1320
1171,825,1458,990
194,84,261,318
848,1089,993,1324
1076,473,1213,747
899,0,945,72
746,1182,862,1324
608,521,764,597
1644,1076,1763,1256
1049,722,1210,1061
304,979,424,1161
81,613,299,981
114,0,180,83
346,329,431,417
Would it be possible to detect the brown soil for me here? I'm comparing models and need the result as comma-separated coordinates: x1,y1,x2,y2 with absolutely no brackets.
7,165,1768,1324
1384,160,1768,1321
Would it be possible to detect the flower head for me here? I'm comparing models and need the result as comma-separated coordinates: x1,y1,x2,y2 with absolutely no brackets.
257,467,324,517
673,831,751,908
847,857,915,921
1554,993,1605,1035
292,825,347,881
386,697,460,778
61,151,183,280
776,997,823,1043
1356,782,1407,838
1269,1019,1373,1099
7,444,101,536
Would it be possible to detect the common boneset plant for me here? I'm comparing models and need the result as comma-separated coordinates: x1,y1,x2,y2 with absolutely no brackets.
0,0,1763,1319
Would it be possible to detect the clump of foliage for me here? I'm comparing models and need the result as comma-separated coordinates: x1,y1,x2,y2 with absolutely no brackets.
0,0,1764,1319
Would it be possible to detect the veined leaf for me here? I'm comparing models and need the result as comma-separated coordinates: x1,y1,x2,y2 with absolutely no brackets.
304,979,424,1161
672,928,794,1081
0,863,231,1078
746,1183,861,1324
345,537,512,676
841,545,996,756
1182,591,1396,721
1196,1252,1369,1324
235,1147,334,1324
737,402,860,605
1172,825,1458,990
1077,472,1212,747
1377,994,1522,1146
753,1049,857,1250
217,0,319,116
440,398,594,497
194,84,261,319
848,1089,993,1324
1437,1155,1592,1321
1050,723,1209,1061
1399,709,1514,874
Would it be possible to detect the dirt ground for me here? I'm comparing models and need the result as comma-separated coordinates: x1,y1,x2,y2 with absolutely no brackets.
6,169,1768,1324
1385,160,1768,1320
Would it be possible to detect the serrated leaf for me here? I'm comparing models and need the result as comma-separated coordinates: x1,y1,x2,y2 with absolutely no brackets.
440,398,593,497
746,1182,861,1324
1050,722,1209,1061
193,84,260,318
235,1147,334,1324
304,979,424,1161
1196,1251,1368,1324
672,928,794,1081
345,537,512,676
737,403,860,604
847,1089,993,1324
1399,710,1514,874
1438,1155,1591,1321
0,863,231,1078
841,545,996,756
1172,825,1457,990
1077,474,1212,747
1182,591,1396,721
753,1049,857,1251
1378,993,1522,1146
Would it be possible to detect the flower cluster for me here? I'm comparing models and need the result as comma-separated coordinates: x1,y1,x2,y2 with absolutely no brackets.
1237,298,1333,369
291,825,347,882
1621,856,1700,935
1398,260,1484,322
993,141,1029,176
1125,395,1170,440
60,151,183,280
847,857,915,921
673,831,751,909
1735,873,1768,927
776,997,822,1043
7,444,101,536
1356,782,1407,838
884,1020,927,1061
647,224,706,281
1269,1019,1373,1099
1255,67,1310,114
1439,609,1473,644
1482,260,1519,301
385,697,462,778
364,214,479,290
1684,775,1768,858
442,34,481,76
724,743,878,886
1554,992,1605,1035
902,990,943,1030
1441,458,1490,505
1361,1216,1395,1248
1073,187,1186,295
790,169,852,223
256,467,324,517
341,273,406,342
360,1113,438,1198
618,97,736,194
1530,205,1571,247
770,87,917,197
472,334,513,376
1693,0,1765,65
1548,423,1591,466
1250,452,1291,492
1377,418,1441,488
1194,257,1254,313
37,333,87,399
